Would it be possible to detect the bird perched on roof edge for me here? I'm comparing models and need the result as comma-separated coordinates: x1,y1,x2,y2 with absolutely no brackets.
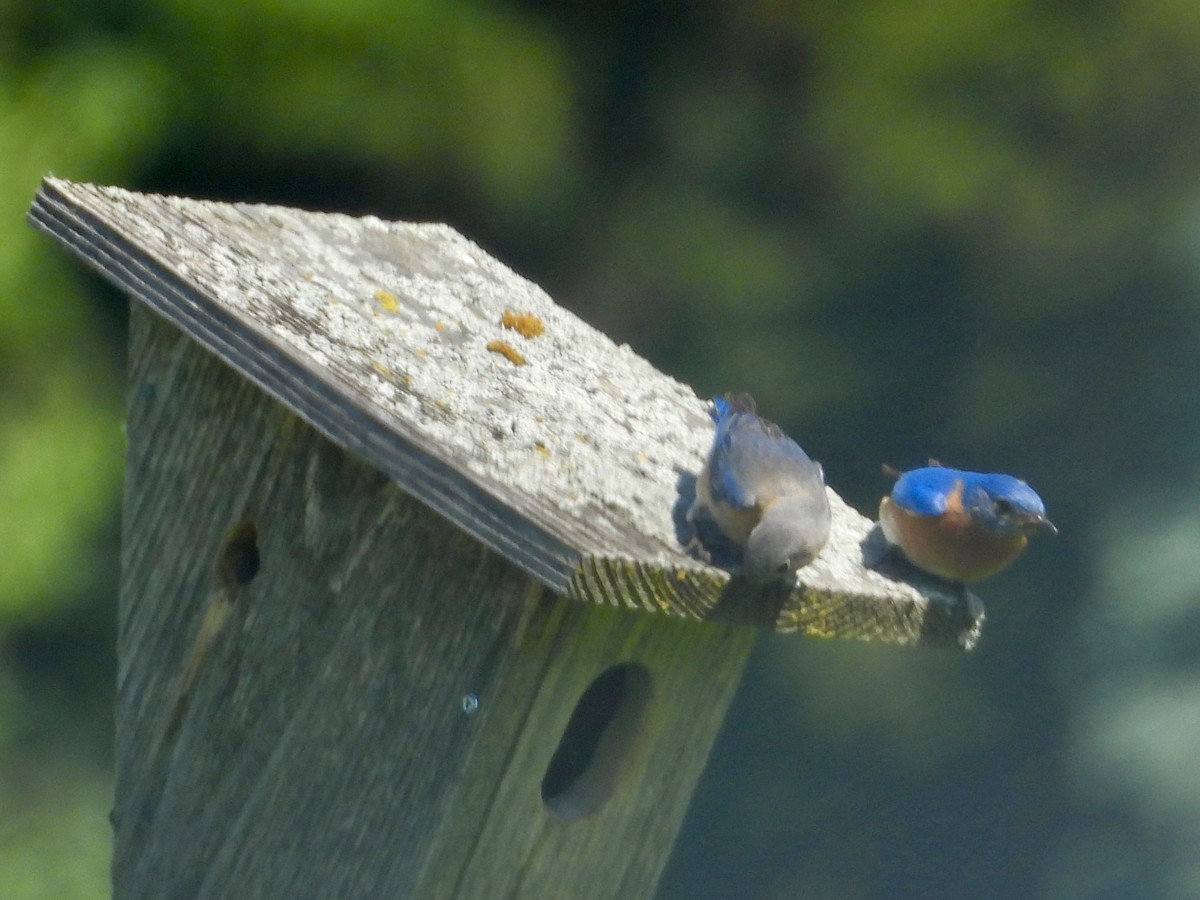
879,464,1056,584
689,393,832,582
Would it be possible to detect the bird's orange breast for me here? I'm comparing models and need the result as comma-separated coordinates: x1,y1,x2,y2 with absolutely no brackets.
879,496,1029,583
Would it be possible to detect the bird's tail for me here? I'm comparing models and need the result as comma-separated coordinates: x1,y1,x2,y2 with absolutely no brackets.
711,392,756,422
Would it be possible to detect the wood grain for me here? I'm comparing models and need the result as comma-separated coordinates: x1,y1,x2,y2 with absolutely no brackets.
112,309,753,898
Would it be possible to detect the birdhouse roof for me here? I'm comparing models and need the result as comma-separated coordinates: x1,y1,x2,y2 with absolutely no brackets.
29,177,980,649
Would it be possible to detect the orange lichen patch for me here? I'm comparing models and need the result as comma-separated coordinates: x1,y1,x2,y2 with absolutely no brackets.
487,340,525,366
501,309,545,338
371,361,392,378
434,321,447,332
534,442,552,457
374,289,400,312
413,347,428,358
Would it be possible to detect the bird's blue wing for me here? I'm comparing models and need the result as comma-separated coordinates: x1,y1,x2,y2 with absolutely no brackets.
890,467,961,516
708,415,759,508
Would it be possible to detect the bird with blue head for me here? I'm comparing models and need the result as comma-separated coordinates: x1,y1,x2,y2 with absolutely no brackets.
879,464,1056,584
689,393,832,583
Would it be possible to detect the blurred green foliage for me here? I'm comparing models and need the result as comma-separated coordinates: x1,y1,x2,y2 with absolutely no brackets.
5,0,1200,897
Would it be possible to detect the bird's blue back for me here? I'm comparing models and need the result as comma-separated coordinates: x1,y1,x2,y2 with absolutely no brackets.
892,466,1047,521
708,395,820,510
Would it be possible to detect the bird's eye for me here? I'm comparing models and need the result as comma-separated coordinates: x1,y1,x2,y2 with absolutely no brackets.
994,498,1014,516
776,560,791,574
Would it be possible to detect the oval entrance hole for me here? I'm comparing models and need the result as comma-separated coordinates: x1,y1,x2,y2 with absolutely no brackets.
540,662,653,822
216,519,260,596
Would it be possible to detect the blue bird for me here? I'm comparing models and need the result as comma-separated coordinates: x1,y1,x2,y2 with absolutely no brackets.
879,465,1056,583
689,393,832,582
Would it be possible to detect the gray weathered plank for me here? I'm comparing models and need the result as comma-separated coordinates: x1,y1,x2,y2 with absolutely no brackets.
28,177,981,648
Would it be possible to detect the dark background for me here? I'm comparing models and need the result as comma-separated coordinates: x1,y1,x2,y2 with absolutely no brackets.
4,1,1200,896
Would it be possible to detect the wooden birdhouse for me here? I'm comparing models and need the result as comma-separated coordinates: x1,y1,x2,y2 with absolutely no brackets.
29,178,980,899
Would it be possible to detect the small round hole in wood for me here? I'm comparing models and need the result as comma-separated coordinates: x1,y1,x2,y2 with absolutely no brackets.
216,519,260,595
541,662,653,822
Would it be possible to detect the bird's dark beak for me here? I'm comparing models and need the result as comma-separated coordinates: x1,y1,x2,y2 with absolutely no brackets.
1026,515,1058,535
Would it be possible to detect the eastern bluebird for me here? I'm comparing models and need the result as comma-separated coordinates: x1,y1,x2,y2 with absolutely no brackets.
879,465,1056,583
689,393,832,582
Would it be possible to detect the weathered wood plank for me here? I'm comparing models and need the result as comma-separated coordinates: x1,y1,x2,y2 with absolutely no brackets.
29,177,981,648
113,307,753,898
